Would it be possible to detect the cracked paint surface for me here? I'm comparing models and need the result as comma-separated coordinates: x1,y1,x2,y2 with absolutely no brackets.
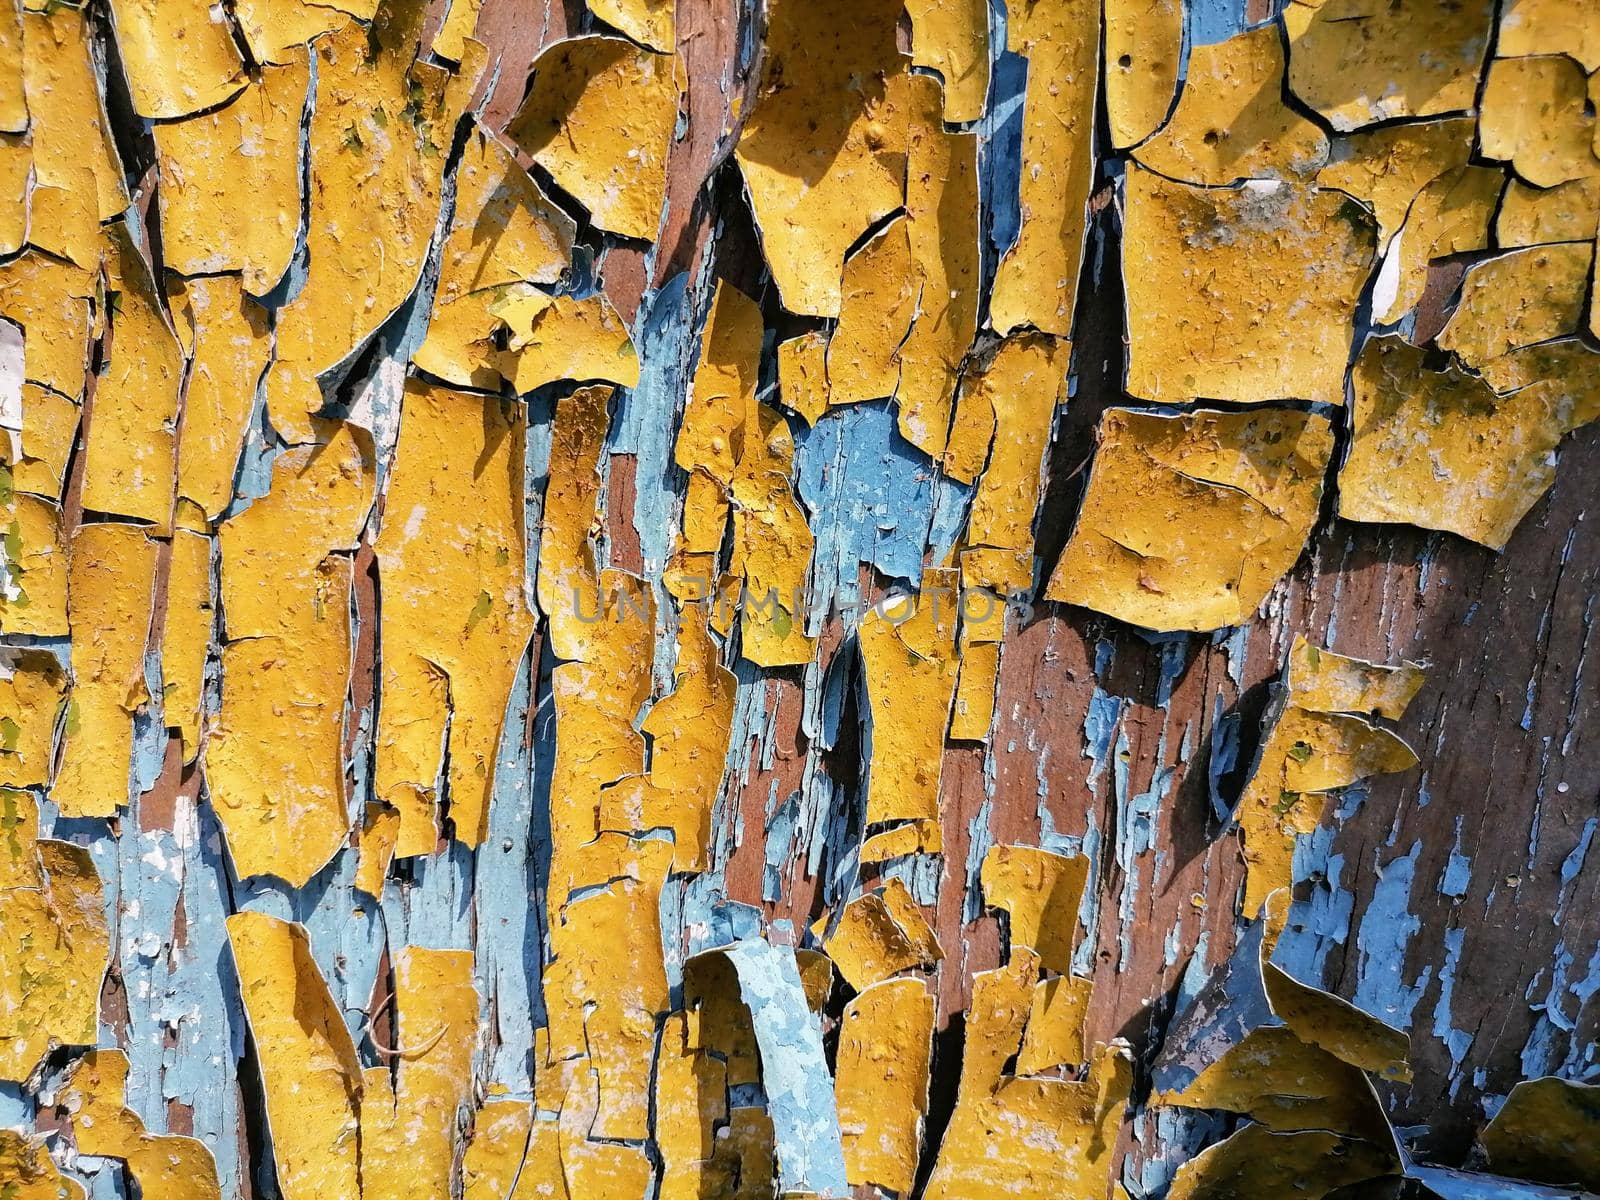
2,0,1600,1198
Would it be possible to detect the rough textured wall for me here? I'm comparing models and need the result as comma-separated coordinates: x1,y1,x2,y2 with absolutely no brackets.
2,0,1599,1197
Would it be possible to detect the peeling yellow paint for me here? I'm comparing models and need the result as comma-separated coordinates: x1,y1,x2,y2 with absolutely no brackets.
734,0,908,317
170,275,272,522
233,0,375,65
989,0,1098,337
1134,26,1328,186
0,794,107,1081
1341,336,1599,550
0,651,66,789
211,423,374,885
1482,1077,1600,1192
1481,56,1600,189
898,72,980,459
162,528,213,764
776,332,830,426
1104,0,1181,150
154,57,310,295
730,405,814,667
1167,1124,1397,1200
375,380,532,853
1437,243,1591,370
904,0,988,123
1497,177,1600,247
0,494,69,637
1015,974,1094,1076
463,1099,534,1200
413,125,577,390
1123,166,1374,404
496,292,639,395
590,0,673,52
1317,118,1476,247
835,976,933,1194
1236,638,1423,918
355,803,400,900
981,845,1089,974
859,571,960,855
82,226,182,532
1372,164,1502,325
107,0,243,118
433,0,484,61
0,1129,85,1200
21,5,127,224
1500,0,1600,69
816,877,942,991
1044,406,1333,633
829,214,915,409
0,254,95,401
227,911,363,1200
1285,0,1493,131
61,1049,222,1200
9,385,78,502
508,36,677,242
52,522,157,818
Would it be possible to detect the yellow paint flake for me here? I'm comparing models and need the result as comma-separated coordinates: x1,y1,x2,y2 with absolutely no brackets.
0,1129,85,1200
153,57,310,294
508,36,677,242
361,947,480,1200
269,9,482,444
1497,177,1600,247
21,6,127,223
0,651,66,788
590,0,673,52
834,976,933,1195
1500,0,1600,70
1371,164,1503,325
0,495,69,637
601,609,735,873
0,2,22,135
463,1099,534,1200
0,794,107,1081
1104,0,1182,150
1482,1077,1600,1192
1134,26,1328,186
433,0,484,60
536,384,616,662
677,280,760,484
170,275,272,522
556,1067,657,1198
981,845,1089,974
776,332,829,426
1236,636,1423,918
81,226,182,531
925,954,1133,1200
227,911,363,1200
545,855,671,1140
1123,167,1374,404
496,292,639,394
1478,337,1600,396
1158,1024,1394,1144
354,803,400,900
816,877,942,992
9,385,79,502
898,72,980,459
107,0,244,118
1284,638,1425,722
961,333,1065,561
1340,336,1600,550
1318,118,1476,248
989,0,1099,337
904,0,988,123
655,1010,731,1200
375,380,532,853
858,571,960,854
1481,56,1600,188
211,423,374,885
949,638,1000,741
828,214,915,409
233,0,375,66
1284,0,1493,131
162,528,213,763
730,405,814,666
684,952,759,1088
1437,243,1591,370
413,124,577,389
60,1049,222,1200
1166,1125,1397,1200
0,254,95,401
1044,406,1333,633
52,522,157,818
734,0,909,317
1015,974,1094,1075
0,138,26,256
